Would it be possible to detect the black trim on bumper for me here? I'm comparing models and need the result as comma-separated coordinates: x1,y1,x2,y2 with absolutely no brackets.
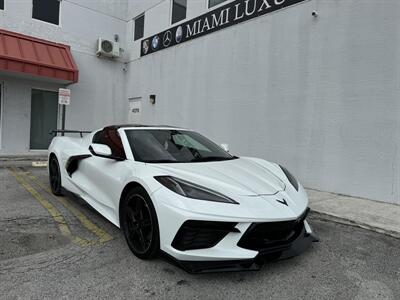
161,223,318,274
171,220,239,251
237,208,310,253
160,251,260,274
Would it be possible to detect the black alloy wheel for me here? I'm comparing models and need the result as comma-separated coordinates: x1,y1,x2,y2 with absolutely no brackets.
121,187,159,259
49,156,63,196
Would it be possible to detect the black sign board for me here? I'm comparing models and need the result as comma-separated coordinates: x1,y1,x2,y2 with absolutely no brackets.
141,0,307,57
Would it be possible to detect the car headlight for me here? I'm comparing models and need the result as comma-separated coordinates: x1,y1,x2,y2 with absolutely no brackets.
280,165,299,191
154,176,239,204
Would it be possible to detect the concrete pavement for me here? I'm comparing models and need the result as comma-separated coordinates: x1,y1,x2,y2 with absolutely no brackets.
1,165,399,299
307,189,400,239
0,165,399,299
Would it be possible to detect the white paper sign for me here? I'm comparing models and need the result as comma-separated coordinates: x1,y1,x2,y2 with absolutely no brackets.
58,88,71,105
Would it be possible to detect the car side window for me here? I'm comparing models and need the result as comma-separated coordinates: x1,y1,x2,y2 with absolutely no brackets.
92,130,104,144
92,128,126,159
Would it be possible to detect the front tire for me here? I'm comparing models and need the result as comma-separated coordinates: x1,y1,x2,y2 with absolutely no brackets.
49,156,63,196
120,187,160,259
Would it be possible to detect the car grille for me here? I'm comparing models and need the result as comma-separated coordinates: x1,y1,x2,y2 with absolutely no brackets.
172,220,239,251
237,208,310,254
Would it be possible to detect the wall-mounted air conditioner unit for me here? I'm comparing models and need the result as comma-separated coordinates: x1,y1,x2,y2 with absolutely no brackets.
96,38,120,58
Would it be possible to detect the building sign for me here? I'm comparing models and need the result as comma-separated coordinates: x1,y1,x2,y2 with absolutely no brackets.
58,88,71,105
141,0,307,57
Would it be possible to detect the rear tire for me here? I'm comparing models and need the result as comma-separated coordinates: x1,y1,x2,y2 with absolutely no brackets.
49,156,63,196
120,187,160,259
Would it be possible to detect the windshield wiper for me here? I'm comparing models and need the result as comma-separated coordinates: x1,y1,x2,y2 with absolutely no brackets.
190,156,237,162
145,159,178,163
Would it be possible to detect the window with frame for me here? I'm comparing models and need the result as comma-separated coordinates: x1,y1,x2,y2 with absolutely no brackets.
134,14,145,41
171,0,187,24
208,0,227,9
0,0,4,10
92,128,126,159
32,0,60,25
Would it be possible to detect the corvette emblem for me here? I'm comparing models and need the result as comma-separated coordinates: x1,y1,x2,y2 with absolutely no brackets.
276,199,288,206
163,31,172,47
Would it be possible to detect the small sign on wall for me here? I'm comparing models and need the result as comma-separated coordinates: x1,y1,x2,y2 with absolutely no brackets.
58,88,71,105
129,97,142,124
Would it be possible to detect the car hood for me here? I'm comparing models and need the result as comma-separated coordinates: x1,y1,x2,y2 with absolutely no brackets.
150,157,286,197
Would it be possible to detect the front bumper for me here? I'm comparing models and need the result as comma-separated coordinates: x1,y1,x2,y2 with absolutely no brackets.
152,187,317,273
161,223,318,273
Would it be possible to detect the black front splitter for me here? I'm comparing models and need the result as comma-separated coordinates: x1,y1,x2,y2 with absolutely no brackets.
160,229,319,274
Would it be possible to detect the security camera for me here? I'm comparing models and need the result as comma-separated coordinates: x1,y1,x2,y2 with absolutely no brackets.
312,11,318,17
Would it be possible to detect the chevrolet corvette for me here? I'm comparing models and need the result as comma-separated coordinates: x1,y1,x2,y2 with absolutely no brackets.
48,125,317,273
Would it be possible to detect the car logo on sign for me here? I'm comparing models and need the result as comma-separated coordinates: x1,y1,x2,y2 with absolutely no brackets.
175,26,183,43
142,40,149,55
276,199,288,206
152,35,160,50
163,31,172,47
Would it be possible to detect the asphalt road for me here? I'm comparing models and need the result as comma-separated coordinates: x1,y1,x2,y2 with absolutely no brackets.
0,166,399,299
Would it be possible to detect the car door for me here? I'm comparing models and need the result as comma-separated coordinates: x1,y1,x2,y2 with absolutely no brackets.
72,127,131,216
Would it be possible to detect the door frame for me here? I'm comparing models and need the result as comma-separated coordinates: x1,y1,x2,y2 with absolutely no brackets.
29,87,60,151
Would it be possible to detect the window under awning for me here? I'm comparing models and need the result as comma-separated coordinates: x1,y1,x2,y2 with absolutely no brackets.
0,29,78,84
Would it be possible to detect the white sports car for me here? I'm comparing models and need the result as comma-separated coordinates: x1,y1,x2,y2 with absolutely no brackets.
48,125,317,273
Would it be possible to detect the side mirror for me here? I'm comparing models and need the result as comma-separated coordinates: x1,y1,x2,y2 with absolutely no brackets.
89,143,113,158
220,143,230,152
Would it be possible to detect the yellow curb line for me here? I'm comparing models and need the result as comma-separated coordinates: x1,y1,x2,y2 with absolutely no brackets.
20,168,113,244
8,167,90,247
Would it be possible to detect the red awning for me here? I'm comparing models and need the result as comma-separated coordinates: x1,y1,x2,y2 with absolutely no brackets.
0,29,78,83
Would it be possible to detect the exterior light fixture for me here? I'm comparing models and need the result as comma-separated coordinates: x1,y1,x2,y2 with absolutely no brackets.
149,94,156,104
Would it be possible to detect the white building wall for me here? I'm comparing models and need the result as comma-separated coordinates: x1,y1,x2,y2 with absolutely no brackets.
125,0,400,205
0,0,128,153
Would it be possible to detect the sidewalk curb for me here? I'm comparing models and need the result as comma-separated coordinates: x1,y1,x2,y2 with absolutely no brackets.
0,156,47,162
310,210,400,240
0,159,48,168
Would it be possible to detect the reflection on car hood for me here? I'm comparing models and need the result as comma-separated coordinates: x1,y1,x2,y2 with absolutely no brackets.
151,157,286,196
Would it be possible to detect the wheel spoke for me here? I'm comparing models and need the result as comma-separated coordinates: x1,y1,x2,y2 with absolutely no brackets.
128,228,137,242
126,209,137,231
137,229,147,250
126,207,136,221
140,220,152,228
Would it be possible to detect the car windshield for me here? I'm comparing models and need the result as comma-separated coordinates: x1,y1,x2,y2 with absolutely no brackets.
125,129,236,163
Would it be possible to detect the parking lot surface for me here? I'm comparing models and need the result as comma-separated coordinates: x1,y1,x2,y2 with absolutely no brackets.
1,166,399,299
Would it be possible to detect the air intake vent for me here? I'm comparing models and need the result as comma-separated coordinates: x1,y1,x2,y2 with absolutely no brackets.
172,220,239,251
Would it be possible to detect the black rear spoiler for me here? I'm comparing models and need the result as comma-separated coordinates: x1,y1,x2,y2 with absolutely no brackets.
50,130,91,138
